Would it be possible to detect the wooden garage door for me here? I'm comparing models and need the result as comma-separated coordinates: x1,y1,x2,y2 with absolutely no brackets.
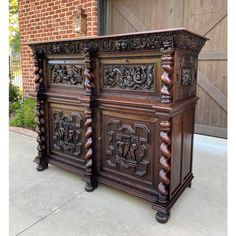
101,0,227,138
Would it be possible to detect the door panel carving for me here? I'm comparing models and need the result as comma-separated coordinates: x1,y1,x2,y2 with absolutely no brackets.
51,110,84,158
105,119,150,176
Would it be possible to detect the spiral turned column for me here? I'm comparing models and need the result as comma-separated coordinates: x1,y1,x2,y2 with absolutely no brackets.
157,119,171,204
160,48,174,103
33,50,48,171
83,47,96,192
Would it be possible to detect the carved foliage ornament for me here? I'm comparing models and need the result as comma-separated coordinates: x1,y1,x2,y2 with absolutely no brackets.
52,111,83,157
30,31,206,55
106,120,150,177
104,64,154,90
51,64,84,86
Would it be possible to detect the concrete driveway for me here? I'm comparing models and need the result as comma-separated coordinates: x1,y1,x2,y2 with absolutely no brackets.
9,131,227,236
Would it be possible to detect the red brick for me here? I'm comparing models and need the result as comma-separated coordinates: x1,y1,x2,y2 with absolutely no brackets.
19,0,98,96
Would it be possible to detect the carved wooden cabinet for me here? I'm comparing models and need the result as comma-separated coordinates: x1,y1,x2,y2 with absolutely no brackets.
29,28,207,223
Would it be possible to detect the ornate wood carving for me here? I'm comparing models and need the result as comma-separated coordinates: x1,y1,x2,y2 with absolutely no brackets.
33,50,48,171
83,47,96,191
175,53,198,100
51,64,84,86
29,29,207,224
157,119,172,203
106,120,150,177
103,64,154,90
181,68,192,86
29,30,206,56
51,111,83,156
160,48,174,103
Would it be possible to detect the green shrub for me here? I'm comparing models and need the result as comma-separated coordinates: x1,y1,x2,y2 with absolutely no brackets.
9,71,22,103
9,98,36,129
9,101,21,115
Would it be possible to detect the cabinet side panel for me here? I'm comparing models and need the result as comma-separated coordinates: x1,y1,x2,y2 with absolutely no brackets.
173,51,198,102
182,107,195,181
170,113,183,196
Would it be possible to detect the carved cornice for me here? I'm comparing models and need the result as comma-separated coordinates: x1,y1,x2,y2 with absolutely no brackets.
29,30,207,55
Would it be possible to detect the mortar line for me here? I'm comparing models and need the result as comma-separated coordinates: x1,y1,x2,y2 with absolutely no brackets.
16,190,85,236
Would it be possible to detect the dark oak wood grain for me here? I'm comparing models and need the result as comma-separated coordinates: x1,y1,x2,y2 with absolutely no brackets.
29,29,207,223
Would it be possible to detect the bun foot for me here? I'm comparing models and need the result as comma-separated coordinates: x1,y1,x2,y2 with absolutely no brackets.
156,211,170,223
85,182,97,192
188,182,192,188
36,163,48,171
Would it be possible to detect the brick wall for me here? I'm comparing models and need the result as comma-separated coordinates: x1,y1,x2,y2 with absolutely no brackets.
19,0,98,97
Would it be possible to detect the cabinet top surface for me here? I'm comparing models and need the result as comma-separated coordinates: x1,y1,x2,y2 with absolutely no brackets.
28,27,208,53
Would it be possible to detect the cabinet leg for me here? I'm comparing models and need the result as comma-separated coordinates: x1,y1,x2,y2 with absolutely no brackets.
84,159,97,192
85,181,96,192
188,181,192,188
36,162,48,171
34,155,48,171
156,211,170,224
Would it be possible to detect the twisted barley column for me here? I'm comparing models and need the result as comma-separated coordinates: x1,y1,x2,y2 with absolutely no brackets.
83,47,96,191
160,48,174,103
158,119,171,203
33,50,48,171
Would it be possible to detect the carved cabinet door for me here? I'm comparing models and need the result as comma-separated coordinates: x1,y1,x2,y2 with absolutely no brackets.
47,103,86,168
96,107,160,195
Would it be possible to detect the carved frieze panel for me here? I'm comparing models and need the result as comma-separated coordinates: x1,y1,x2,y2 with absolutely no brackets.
50,64,84,86
30,30,207,57
105,120,150,177
103,64,154,91
51,111,83,157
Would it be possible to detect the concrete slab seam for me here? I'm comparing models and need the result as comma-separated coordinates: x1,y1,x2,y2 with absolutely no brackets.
15,190,85,236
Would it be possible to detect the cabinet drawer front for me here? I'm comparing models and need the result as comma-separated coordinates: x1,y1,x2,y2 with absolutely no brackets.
46,57,85,92
98,55,161,98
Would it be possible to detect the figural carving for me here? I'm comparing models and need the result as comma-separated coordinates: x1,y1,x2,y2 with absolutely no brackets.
51,64,84,86
51,111,83,156
104,64,154,90
181,68,192,86
106,120,150,177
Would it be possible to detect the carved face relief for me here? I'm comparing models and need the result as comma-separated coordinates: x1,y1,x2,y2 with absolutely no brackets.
51,111,83,157
103,64,154,91
51,64,84,86
105,120,150,177
181,68,192,86
175,53,198,100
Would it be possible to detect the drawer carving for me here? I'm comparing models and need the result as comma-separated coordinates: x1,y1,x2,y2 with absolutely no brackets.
51,111,83,156
105,120,150,177
104,64,154,90
50,64,84,86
